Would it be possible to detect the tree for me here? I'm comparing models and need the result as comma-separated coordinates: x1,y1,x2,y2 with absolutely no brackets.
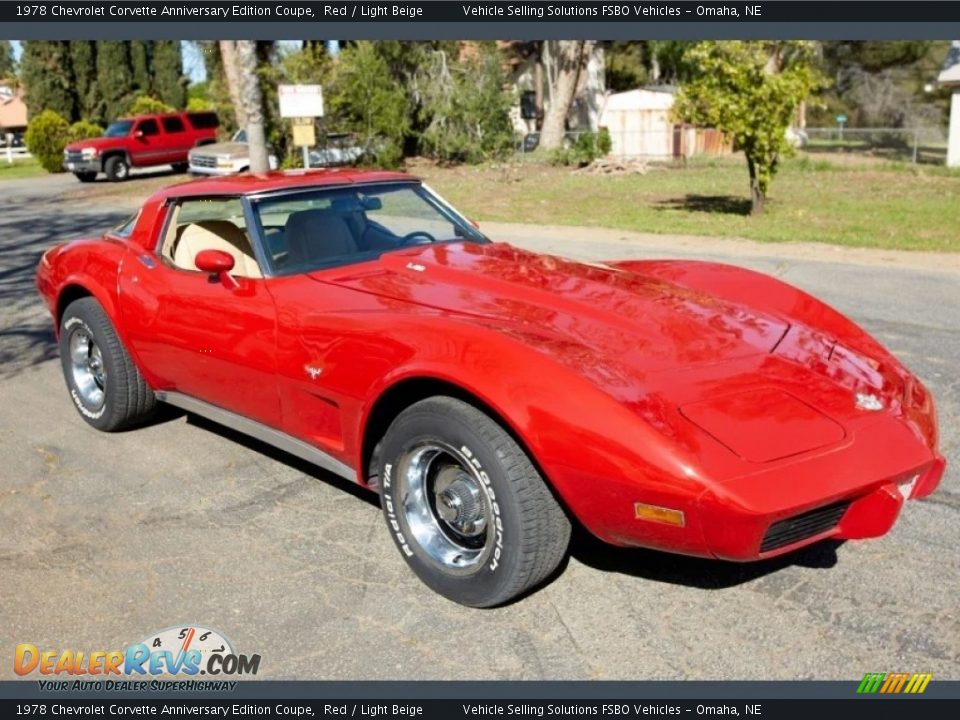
330,41,410,167
539,41,596,150
675,41,825,215
153,41,187,110
416,44,516,164
0,41,16,80
218,41,249,130
95,41,135,121
20,42,76,121
233,40,270,173
69,42,101,122
129,41,152,95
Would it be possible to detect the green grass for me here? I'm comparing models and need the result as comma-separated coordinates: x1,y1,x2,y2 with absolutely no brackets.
0,157,46,179
416,153,960,252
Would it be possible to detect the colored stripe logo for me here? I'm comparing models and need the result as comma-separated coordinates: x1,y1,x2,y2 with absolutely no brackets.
857,672,932,694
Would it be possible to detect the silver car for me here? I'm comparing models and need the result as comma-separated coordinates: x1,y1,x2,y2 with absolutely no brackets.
188,130,279,175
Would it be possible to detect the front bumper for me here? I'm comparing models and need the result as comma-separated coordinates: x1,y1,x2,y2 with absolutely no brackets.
63,158,99,174
188,162,238,176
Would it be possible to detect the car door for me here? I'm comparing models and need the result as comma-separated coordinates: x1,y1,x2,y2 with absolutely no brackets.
159,115,189,164
118,196,282,428
129,117,163,166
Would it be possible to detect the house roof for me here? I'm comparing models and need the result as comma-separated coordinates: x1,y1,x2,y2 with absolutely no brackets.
0,90,27,131
938,41,960,87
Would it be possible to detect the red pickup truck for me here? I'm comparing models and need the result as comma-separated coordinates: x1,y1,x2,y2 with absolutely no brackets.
63,111,220,182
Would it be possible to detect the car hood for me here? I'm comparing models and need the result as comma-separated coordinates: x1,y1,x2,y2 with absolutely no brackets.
65,137,125,151
317,242,789,375
190,141,249,158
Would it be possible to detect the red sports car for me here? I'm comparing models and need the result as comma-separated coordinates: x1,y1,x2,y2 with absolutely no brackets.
36,170,945,607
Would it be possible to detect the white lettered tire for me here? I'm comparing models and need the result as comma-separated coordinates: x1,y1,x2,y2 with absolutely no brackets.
379,396,570,607
59,297,156,432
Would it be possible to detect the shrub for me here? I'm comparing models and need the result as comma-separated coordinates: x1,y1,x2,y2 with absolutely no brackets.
126,95,175,116
549,128,613,167
186,97,214,112
24,110,71,173
418,44,517,164
66,120,104,144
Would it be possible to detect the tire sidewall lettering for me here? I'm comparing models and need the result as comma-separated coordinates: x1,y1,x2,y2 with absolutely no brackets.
62,316,108,420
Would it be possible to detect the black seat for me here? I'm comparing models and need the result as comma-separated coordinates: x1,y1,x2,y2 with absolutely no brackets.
283,209,359,267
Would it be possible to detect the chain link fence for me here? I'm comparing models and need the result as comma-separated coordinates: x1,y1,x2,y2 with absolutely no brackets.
797,127,948,165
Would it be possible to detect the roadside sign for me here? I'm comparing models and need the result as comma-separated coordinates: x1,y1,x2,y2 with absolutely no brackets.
292,117,316,148
279,85,324,119
836,114,848,124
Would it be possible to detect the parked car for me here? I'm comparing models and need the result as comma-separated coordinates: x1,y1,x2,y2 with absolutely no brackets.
63,111,220,182
35,170,945,607
188,129,279,176
308,132,366,167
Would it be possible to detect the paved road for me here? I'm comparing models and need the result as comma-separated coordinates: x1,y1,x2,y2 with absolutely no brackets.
0,174,957,680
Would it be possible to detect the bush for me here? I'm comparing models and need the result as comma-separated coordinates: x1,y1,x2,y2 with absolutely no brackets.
66,120,104,144
549,128,613,167
126,95,175,116
24,110,71,173
418,44,517,164
328,42,409,168
186,97,214,112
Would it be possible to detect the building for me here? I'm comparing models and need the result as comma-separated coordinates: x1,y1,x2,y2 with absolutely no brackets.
598,87,732,160
0,82,28,140
938,41,960,167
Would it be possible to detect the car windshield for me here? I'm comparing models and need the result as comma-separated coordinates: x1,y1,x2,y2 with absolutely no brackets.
250,182,488,276
232,129,247,143
104,120,133,137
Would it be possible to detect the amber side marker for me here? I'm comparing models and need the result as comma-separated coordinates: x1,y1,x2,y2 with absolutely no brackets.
634,503,685,527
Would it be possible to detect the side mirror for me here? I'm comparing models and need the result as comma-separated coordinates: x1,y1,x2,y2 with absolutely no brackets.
133,130,145,139
195,249,238,289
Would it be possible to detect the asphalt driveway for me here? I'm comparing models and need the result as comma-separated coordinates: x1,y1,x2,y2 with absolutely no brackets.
0,173,957,680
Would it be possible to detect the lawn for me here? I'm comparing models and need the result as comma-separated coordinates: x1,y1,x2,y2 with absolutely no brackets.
0,157,46,179
414,153,960,252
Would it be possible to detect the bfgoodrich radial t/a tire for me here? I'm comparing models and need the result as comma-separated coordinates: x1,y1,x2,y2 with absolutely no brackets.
59,297,156,432
379,396,571,607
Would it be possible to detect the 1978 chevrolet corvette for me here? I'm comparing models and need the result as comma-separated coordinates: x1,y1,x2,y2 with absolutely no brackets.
36,170,945,607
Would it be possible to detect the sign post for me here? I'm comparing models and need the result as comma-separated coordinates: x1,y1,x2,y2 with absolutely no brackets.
836,113,847,142
279,84,325,169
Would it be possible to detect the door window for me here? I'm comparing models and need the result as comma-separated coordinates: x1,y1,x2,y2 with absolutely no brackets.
137,119,160,136
161,116,186,134
159,198,263,279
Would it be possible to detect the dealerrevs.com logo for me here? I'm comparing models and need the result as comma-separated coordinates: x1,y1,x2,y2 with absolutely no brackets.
14,625,261,686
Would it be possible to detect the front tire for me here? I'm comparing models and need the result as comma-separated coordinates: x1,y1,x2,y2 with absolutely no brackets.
59,298,156,431
74,171,97,183
379,396,571,607
171,162,189,174
104,155,130,182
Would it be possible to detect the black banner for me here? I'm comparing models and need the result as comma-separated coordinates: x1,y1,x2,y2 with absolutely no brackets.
0,699,959,720
3,1,960,24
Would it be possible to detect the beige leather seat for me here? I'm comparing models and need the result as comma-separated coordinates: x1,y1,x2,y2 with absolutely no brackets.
172,220,262,279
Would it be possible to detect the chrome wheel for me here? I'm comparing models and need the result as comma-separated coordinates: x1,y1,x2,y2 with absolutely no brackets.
397,442,493,574
68,327,106,409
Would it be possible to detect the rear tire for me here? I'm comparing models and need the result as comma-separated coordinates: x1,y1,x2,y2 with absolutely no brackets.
59,298,156,432
74,171,96,183
379,396,570,607
104,155,130,182
172,162,189,174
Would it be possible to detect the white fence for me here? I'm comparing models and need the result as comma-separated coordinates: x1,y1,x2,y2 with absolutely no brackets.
4,146,31,164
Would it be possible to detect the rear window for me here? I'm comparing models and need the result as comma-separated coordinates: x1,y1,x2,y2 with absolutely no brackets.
187,112,220,130
161,116,185,133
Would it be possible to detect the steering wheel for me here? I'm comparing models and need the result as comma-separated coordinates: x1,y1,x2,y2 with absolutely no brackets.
398,231,437,247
